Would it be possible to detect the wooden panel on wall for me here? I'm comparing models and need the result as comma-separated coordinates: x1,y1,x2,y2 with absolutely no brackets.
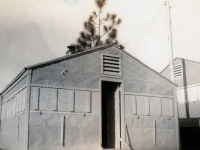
136,96,148,116
19,90,23,112
58,89,71,112
91,92,100,114
146,97,150,116
189,102,200,118
22,88,27,111
161,98,171,116
131,95,137,115
86,92,91,113
75,91,90,113
52,89,58,111
31,87,39,110
11,97,16,117
176,89,185,103
124,95,132,115
39,88,57,111
16,93,19,114
187,86,198,102
158,98,162,116
70,90,75,112
178,103,186,118
170,99,174,117
149,97,159,116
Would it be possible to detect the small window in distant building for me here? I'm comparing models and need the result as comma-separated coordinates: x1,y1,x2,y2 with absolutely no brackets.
174,63,183,80
101,54,122,77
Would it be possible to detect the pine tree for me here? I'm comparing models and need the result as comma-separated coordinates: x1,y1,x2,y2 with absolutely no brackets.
67,0,124,54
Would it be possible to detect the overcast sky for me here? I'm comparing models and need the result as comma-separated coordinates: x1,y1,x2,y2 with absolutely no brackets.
0,0,200,92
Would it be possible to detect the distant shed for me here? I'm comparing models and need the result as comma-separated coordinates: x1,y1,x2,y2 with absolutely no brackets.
0,44,179,150
161,58,200,149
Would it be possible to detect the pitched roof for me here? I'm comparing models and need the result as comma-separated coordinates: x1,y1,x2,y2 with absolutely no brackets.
0,44,176,95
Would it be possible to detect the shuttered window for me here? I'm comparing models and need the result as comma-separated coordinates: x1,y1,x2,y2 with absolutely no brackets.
101,54,122,76
174,63,183,80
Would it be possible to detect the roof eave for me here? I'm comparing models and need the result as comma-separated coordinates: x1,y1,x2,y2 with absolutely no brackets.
0,68,27,95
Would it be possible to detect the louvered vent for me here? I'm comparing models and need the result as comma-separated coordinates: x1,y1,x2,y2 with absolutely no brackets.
101,54,122,76
174,63,183,80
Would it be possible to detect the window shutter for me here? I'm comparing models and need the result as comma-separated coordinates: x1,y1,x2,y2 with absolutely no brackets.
174,63,183,80
101,54,122,76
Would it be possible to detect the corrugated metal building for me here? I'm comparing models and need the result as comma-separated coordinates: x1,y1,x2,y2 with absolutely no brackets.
161,58,200,149
0,44,179,150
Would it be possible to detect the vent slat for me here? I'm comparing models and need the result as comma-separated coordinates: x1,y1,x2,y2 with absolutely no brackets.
103,55,120,59
174,68,182,70
104,67,120,72
174,71,182,74
174,64,182,80
174,66,182,68
175,71,182,73
104,71,120,75
103,56,119,61
175,72,182,74
104,64,120,68
103,60,120,65
175,74,182,77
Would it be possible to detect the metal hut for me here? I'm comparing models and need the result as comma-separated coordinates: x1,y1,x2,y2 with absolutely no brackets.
0,44,179,150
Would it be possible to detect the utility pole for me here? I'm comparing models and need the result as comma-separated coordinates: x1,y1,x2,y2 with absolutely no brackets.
165,0,180,149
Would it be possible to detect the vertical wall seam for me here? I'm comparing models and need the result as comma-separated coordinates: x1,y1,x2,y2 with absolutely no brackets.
24,69,32,150
60,115,65,146
153,119,156,145
38,88,40,110
16,116,20,146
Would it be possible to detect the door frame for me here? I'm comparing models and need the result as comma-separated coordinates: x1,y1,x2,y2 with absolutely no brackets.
99,77,125,149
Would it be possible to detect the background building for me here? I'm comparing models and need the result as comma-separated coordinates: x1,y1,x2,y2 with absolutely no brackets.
161,58,200,149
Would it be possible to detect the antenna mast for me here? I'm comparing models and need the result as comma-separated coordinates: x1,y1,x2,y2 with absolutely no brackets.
166,0,175,82
166,0,180,149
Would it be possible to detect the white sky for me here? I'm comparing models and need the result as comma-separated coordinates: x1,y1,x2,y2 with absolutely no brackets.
0,0,200,91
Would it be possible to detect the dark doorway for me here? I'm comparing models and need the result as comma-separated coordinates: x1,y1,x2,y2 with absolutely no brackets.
102,81,121,149
180,127,200,150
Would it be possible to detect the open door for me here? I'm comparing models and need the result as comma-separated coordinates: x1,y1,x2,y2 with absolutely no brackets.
102,81,121,149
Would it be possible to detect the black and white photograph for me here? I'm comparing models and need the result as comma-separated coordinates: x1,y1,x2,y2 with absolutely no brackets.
0,0,200,149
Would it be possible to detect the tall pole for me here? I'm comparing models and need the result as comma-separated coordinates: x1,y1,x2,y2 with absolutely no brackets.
99,9,101,45
166,0,175,82
166,0,180,149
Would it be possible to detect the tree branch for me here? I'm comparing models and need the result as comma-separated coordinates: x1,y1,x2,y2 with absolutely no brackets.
100,20,108,25
89,20,99,25
100,22,118,38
